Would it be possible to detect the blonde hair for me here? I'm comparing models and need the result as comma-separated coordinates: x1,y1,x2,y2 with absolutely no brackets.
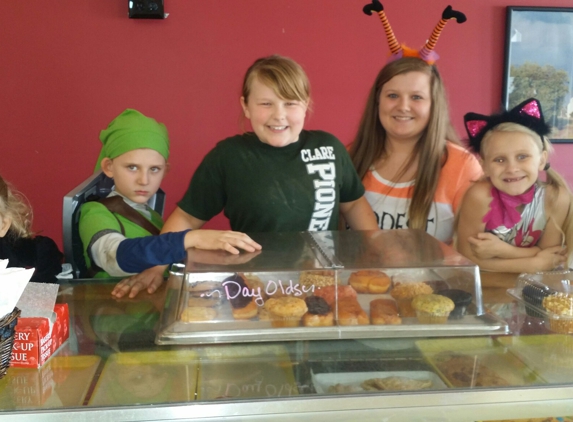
0,175,33,238
349,57,459,230
481,122,573,253
241,55,311,106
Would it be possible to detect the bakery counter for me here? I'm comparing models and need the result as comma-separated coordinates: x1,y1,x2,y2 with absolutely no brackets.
1,278,573,421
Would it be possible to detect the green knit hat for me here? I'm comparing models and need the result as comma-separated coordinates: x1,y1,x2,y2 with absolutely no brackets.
94,109,170,172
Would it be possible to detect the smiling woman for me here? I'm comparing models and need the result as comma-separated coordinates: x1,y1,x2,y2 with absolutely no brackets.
378,71,432,146
348,57,482,244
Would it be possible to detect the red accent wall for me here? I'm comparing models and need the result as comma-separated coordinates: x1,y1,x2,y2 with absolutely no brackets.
2,0,573,246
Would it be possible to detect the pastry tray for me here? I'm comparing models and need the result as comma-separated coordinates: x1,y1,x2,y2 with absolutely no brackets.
156,268,508,345
416,337,545,388
312,370,448,394
88,350,198,406
495,335,573,384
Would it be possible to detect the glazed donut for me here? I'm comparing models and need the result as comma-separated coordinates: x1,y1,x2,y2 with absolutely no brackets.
348,270,391,294
370,298,402,325
337,298,369,326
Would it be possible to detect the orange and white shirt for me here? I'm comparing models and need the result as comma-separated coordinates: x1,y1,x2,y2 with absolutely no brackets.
363,142,482,244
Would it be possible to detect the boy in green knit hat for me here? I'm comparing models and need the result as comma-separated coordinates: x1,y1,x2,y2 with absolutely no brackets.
79,109,260,278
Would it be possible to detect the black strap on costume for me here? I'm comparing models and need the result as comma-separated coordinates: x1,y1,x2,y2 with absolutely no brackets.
99,196,160,236
86,196,161,277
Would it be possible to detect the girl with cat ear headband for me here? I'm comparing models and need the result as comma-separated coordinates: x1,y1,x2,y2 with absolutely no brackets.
456,98,573,273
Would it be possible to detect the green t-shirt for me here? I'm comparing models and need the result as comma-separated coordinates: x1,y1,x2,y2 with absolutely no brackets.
178,130,365,232
79,200,164,278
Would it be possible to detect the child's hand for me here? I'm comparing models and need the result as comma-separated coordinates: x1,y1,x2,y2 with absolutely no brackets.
112,265,166,299
185,230,262,255
467,233,510,259
534,246,567,271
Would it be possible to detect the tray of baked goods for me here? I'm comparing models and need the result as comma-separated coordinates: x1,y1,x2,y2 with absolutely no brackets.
155,230,508,345
507,270,573,334
416,337,545,388
312,370,448,394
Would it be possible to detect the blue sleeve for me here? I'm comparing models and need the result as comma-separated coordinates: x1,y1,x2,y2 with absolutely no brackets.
116,230,191,273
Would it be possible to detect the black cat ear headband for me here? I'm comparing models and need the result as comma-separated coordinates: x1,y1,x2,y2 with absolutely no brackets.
363,0,467,64
464,98,552,154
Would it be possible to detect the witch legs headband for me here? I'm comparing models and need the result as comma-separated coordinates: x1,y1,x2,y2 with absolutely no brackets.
464,98,552,154
363,1,467,64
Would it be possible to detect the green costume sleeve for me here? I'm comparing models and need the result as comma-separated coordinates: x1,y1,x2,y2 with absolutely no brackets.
79,201,164,277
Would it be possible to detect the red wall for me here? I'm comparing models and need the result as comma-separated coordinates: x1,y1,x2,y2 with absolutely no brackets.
2,0,573,247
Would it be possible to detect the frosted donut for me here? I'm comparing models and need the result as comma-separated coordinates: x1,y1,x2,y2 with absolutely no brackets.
231,300,258,320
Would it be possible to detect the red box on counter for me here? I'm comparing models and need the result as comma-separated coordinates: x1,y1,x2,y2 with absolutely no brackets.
10,304,70,368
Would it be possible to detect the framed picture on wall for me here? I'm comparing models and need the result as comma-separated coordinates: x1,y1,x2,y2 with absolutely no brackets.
503,6,573,143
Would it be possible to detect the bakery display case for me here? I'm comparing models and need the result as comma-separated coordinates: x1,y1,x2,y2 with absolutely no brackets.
156,230,508,345
1,236,573,421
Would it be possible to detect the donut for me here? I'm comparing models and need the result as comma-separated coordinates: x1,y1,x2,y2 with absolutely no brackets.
337,298,369,326
243,273,268,301
223,273,253,308
224,273,258,319
231,300,258,320
303,296,334,327
348,270,391,294
370,298,402,325
303,312,334,327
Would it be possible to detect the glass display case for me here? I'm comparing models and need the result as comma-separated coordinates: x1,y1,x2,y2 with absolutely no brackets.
1,232,573,421
157,230,507,345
